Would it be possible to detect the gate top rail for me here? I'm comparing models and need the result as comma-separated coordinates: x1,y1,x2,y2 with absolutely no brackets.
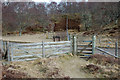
10,41,71,46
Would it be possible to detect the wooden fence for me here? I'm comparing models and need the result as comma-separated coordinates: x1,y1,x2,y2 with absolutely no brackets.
95,35,119,58
1,34,119,61
2,41,71,61
71,34,119,58
70,35,95,57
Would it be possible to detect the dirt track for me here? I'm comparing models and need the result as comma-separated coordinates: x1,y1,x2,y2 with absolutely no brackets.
2,55,94,78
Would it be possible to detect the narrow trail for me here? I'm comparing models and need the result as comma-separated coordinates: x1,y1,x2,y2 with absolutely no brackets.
57,56,93,78
4,55,94,78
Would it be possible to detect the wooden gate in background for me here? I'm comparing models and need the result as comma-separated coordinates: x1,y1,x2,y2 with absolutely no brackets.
70,34,119,58
70,35,96,57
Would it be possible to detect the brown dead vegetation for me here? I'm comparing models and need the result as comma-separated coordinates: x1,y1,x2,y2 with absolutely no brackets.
85,64,102,74
88,54,119,65
54,17,81,32
2,66,29,79
85,54,120,78
25,25,44,32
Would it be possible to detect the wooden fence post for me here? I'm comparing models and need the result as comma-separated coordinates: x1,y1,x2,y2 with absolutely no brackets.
10,43,13,61
4,41,7,53
0,40,4,53
7,41,10,61
70,35,73,53
73,35,77,55
92,35,96,54
19,31,21,36
69,34,71,41
115,41,118,57
19,28,22,36
1,40,3,52
0,40,2,60
42,41,45,58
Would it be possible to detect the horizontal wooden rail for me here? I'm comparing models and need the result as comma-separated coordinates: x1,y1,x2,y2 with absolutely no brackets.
45,44,71,48
3,40,32,43
14,49,42,54
12,41,71,46
45,47,70,51
13,46,42,49
81,51,92,54
13,58,38,61
83,40,92,42
44,41,71,44
46,51,70,57
11,42,42,46
13,44,71,50
77,44,92,46
13,54,42,58
77,47,92,50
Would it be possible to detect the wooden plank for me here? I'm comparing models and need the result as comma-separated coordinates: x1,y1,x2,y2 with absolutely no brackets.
14,49,42,54
12,42,42,47
10,43,14,61
7,41,10,61
42,41,45,58
80,51,92,54
78,49,92,52
46,51,70,57
96,47,118,58
53,47,70,53
45,44,71,48
13,46,42,49
13,58,38,61
2,40,32,43
51,50,70,55
44,41,71,44
77,47,92,50
13,55,34,58
13,54,42,58
83,40,92,42
77,44,92,47
45,46,70,50
11,41,71,47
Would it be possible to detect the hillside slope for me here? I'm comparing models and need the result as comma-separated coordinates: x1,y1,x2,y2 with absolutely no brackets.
83,20,120,39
